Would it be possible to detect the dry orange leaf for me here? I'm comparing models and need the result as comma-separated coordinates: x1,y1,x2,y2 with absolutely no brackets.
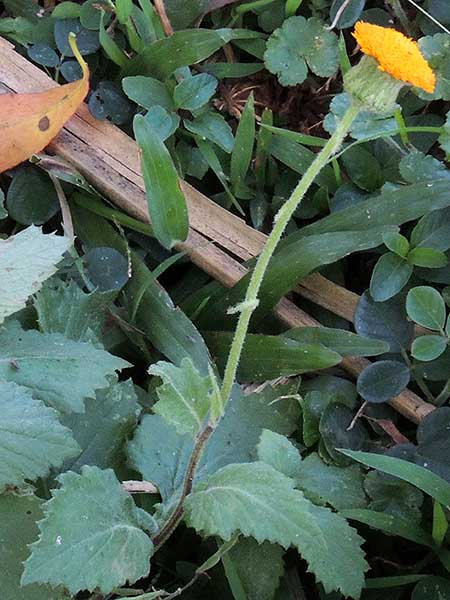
0,33,89,174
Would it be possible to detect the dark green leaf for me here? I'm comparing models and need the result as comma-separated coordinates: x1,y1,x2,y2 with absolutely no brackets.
415,408,450,482
223,538,285,600
319,404,369,465
411,207,450,252
286,180,450,241
0,381,80,491
325,92,396,140
354,291,414,353
27,43,59,67
198,227,392,329
151,358,214,437
34,279,115,344
230,93,255,192
341,509,433,546
341,145,384,192
330,0,366,28
163,0,208,29
54,18,100,56
342,450,450,506
300,386,357,448
269,135,336,190
257,430,303,480
124,28,259,78
60,59,83,82
84,246,130,291
144,106,180,141
56,379,140,476
6,166,59,226
52,2,81,19
364,470,424,523
295,452,367,510
80,0,110,29
418,34,450,101
99,12,127,68
206,332,341,381
0,227,71,325
185,462,368,598
412,577,450,600
88,81,133,125
204,62,264,78
284,326,389,356
370,253,413,302
357,360,410,403
399,150,450,184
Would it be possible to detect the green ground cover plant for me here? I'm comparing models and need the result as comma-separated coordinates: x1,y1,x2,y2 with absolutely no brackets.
2,0,450,599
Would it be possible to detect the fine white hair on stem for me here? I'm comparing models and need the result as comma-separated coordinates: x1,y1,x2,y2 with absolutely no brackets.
327,0,354,30
404,0,450,35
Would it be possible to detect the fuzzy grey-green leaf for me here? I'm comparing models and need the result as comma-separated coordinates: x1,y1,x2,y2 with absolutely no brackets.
185,462,368,598
150,358,213,436
22,467,154,595
0,321,129,413
0,381,80,491
0,226,71,324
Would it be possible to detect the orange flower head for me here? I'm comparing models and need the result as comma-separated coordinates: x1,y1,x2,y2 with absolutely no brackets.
353,21,435,94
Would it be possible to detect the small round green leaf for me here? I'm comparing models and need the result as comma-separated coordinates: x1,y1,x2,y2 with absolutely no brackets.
54,18,100,56
6,167,59,225
60,60,83,82
28,43,59,67
411,335,447,362
80,0,110,30
84,247,129,291
88,81,133,125
370,253,413,302
52,1,81,18
406,286,446,330
357,360,410,403
319,404,368,465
